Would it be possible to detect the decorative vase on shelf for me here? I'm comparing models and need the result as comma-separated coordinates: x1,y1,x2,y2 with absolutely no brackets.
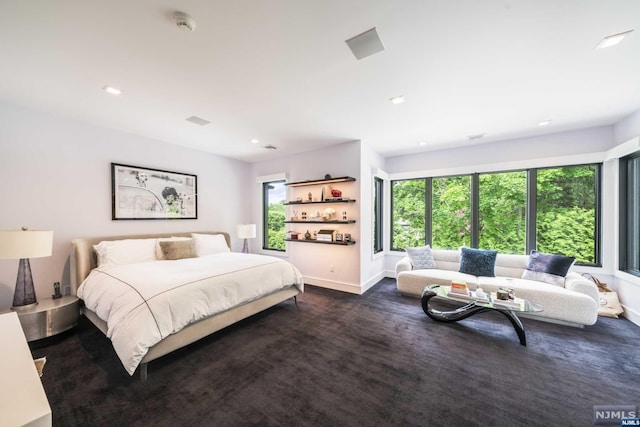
305,230,311,240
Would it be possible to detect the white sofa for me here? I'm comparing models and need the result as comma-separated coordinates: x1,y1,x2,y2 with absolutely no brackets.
395,249,599,327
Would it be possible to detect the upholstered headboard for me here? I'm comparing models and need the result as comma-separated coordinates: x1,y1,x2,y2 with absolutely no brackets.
70,231,231,295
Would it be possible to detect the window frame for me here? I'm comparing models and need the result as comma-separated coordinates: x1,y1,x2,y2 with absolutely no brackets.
390,163,602,266
619,152,640,277
373,176,384,254
262,180,286,252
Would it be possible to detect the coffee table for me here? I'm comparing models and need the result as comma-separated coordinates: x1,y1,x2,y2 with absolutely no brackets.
421,285,543,346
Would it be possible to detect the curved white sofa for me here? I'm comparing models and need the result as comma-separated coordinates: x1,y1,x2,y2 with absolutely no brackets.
395,249,599,327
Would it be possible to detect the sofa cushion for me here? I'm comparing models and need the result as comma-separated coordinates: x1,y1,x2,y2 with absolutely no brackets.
459,247,498,277
521,250,575,286
405,245,437,269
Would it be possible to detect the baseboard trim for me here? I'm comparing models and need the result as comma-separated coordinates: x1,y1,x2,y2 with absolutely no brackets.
621,304,640,327
303,276,362,294
361,271,386,294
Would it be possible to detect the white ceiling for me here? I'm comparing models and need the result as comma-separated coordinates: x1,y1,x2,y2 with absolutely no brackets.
1,1,639,163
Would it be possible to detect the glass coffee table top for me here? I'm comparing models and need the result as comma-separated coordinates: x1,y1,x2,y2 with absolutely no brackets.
421,285,544,346
427,285,543,313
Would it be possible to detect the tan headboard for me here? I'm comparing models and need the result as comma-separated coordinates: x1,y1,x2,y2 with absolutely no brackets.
70,231,231,295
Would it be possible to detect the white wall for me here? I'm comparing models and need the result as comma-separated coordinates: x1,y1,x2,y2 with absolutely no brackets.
611,108,640,325
251,141,363,293
386,126,614,176
0,101,250,308
359,142,387,293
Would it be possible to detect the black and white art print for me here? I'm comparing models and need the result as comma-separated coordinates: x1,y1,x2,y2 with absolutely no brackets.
111,163,198,220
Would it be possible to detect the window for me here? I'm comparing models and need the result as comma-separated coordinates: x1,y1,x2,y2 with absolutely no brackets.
478,171,527,254
263,180,286,251
391,179,426,250
620,153,640,276
390,163,601,265
373,177,384,253
432,175,471,249
536,165,599,264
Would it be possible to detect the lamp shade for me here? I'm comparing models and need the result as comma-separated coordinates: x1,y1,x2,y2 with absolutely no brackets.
0,230,53,259
236,224,257,239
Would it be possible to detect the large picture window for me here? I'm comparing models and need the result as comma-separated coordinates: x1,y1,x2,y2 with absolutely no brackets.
432,175,471,249
391,179,426,250
263,180,286,251
620,153,640,276
391,163,601,266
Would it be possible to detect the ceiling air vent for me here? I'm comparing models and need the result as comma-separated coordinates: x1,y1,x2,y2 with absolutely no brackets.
345,27,385,60
185,116,210,126
264,145,278,150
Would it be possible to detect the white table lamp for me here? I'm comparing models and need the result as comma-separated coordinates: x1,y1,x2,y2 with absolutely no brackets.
0,227,53,310
236,224,256,254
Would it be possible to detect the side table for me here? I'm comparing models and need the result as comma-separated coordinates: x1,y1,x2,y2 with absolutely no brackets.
9,296,80,342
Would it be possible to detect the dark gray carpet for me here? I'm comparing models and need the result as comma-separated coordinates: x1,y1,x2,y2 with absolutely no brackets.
33,278,640,427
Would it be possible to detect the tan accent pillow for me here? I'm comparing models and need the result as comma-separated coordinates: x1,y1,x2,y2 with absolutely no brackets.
159,240,196,261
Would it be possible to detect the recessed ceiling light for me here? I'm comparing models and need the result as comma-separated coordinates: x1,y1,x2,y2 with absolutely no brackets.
418,141,428,146
538,120,552,127
467,133,485,141
596,30,633,49
390,96,405,105
250,139,260,144
102,85,121,95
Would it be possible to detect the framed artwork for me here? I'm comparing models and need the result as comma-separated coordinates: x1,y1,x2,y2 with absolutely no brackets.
111,163,198,220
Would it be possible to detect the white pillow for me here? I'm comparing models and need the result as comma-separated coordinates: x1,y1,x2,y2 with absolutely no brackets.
155,237,193,259
93,238,158,267
191,233,230,256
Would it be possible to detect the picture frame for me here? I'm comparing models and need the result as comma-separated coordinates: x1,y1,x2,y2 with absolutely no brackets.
336,233,344,242
111,163,198,220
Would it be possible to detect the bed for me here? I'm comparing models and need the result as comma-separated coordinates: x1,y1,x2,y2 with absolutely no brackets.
70,231,303,380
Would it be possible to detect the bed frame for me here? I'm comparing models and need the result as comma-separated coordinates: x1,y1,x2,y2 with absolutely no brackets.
70,231,300,381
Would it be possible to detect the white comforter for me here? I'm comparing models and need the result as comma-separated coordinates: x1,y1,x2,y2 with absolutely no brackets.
77,253,304,375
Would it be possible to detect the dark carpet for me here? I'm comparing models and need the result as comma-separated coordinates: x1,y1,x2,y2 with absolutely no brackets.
33,278,640,427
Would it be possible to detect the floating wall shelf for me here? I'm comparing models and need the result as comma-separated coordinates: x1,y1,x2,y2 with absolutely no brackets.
285,239,356,246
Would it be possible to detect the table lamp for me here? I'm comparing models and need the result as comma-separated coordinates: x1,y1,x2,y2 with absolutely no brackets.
236,224,256,254
0,227,53,310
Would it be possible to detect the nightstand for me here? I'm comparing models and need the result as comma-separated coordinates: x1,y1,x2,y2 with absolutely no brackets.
9,295,80,342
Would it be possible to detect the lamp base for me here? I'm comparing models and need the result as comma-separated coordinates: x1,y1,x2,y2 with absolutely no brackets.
242,239,249,254
12,258,39,309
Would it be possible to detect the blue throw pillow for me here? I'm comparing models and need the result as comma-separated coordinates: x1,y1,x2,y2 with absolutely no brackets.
458,247,498,277
521,250,575,286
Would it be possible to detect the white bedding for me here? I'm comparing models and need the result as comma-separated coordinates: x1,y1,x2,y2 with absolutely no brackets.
77,253,303,375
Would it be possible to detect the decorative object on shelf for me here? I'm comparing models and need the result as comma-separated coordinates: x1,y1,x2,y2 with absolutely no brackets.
236,224,256,254
305,230,312,240
287,231,299,240
52,282,62,299
324,174,332,179
307,192,312,202
0,227,54,310
111,163,197,220
292,210,299,221
336,233,344,242
323,207,336,220
317,229,335,242
301,212,307,220
296,197,302,202
331,188,342,198
344,233,352,242
342,211,347,221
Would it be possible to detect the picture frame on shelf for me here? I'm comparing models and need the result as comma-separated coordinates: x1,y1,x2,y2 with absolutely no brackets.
111,163,197,220
336,233,344,242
